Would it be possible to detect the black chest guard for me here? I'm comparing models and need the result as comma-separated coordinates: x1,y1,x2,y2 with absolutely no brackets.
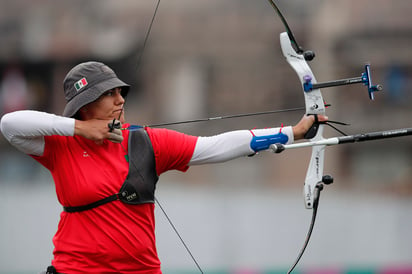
118,129,159,205
64,129,159,213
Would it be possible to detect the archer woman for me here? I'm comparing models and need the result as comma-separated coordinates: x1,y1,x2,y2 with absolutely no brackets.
0,61,326,273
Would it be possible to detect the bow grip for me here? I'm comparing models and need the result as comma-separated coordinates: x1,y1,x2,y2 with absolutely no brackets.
304,114,319,139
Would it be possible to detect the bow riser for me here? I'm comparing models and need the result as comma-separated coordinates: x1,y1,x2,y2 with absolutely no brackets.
280,32,326,209
280,33,325,115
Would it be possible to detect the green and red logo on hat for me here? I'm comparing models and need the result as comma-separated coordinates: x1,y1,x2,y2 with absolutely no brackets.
74,77,88,92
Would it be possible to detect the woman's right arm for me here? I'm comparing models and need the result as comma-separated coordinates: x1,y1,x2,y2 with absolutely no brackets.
0,110,74,156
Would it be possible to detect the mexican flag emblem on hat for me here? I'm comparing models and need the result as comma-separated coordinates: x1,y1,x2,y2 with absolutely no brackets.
74,77,88,92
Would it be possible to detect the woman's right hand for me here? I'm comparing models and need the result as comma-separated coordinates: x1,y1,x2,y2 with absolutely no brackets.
74,119,123,144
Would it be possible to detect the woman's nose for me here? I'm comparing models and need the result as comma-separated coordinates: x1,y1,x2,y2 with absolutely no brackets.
115,90,125,104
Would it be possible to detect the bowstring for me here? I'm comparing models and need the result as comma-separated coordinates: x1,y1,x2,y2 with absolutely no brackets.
115,0,161,124
114,1,204,273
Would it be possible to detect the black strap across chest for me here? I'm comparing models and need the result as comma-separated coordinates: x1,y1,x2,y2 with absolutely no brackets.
64,129,159,213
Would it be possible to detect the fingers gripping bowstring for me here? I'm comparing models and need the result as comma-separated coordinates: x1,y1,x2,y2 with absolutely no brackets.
111,1,204,273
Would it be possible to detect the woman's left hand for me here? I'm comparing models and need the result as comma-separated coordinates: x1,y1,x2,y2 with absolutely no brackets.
292,114,328,140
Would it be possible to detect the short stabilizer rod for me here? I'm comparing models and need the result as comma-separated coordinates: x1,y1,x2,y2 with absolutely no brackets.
303,64,383,100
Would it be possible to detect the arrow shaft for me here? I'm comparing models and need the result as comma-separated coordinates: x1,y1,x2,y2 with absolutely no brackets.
142,107,305,128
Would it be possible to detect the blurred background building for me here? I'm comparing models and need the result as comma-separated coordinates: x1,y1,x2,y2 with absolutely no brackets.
0,0,411,273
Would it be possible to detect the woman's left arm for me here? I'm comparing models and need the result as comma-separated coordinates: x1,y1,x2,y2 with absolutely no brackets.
189,115,327,165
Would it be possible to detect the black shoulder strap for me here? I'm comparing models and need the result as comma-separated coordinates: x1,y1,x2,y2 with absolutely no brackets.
63,194,119,213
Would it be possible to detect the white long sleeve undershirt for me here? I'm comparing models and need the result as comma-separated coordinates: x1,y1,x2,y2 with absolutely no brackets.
0,110,293,164
189,126,293,165
0,110,75,156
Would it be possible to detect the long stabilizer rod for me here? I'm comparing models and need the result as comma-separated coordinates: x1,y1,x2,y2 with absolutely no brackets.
271,128,412,153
